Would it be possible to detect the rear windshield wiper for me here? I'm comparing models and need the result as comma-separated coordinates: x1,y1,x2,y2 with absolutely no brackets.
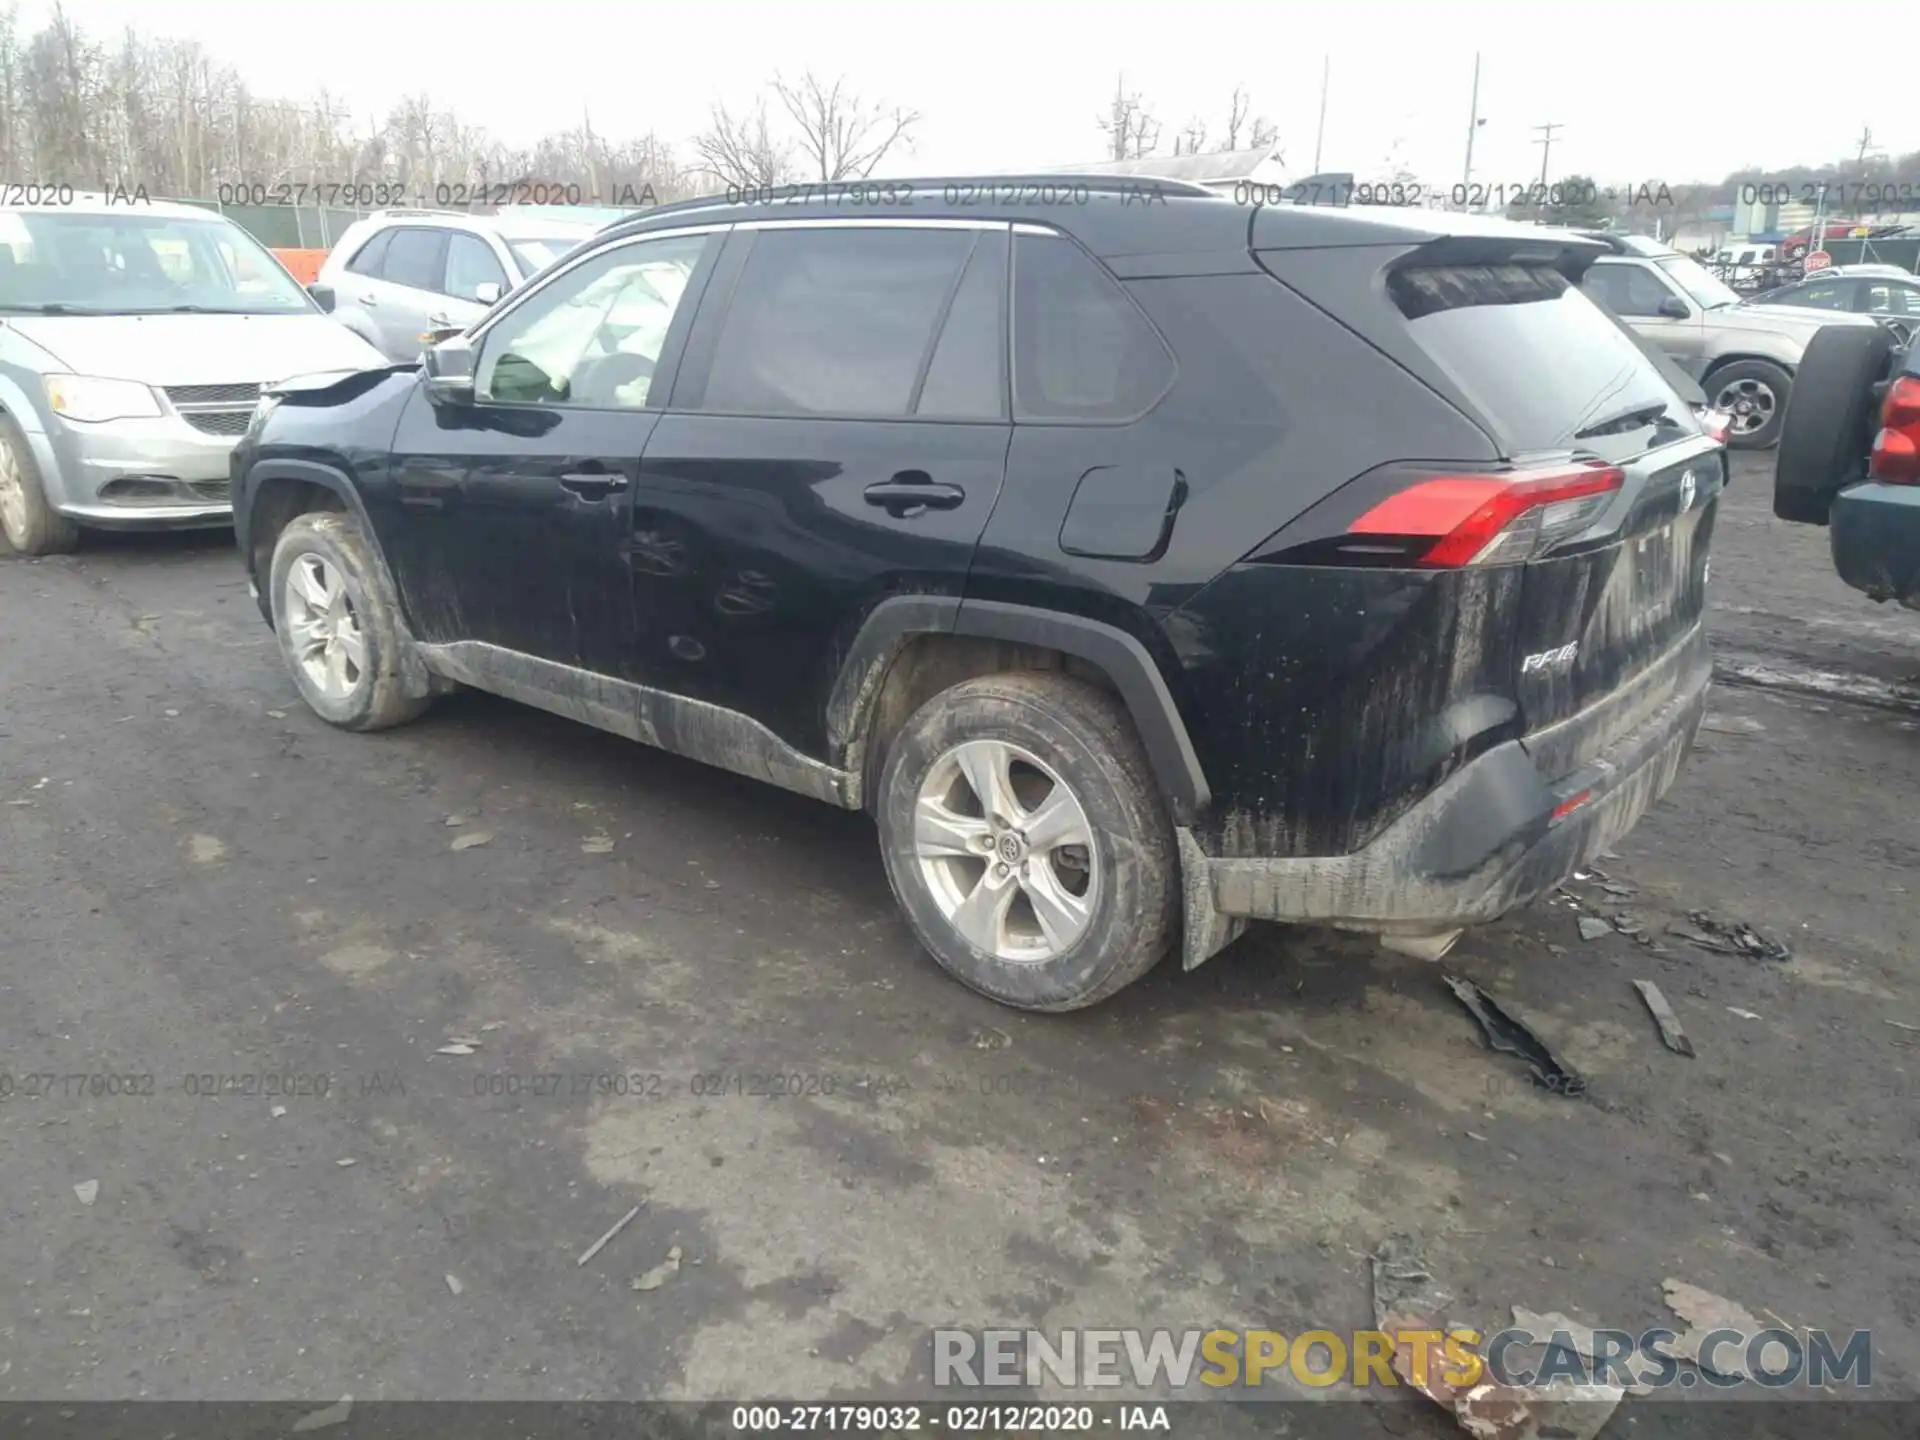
1572,402,1678,440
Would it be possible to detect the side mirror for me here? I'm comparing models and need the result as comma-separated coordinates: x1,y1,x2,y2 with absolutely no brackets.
423,334,477,404
308,282,336,314
1657,296,1692,320
473,281,503,305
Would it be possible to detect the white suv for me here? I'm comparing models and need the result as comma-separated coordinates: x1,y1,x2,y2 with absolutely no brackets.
313,210,597,362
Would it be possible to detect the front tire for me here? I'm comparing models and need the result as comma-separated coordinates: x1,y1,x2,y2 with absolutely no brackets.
0,413,79,556
877,673,1176,1012
1709,359,1793,450
268,511,429,732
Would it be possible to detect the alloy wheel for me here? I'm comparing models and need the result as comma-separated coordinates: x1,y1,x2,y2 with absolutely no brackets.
913,738,1098,963
1714,377,1777,437
283,552,367,701
0,438,27,545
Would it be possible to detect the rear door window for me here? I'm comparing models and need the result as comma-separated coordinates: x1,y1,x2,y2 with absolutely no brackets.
382,228,447,292
915,230,1007,420
696,226,972,418
1391,263,1692,463
1012,233,1174,421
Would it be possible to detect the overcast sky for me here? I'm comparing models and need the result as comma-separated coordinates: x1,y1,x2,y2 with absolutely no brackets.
37,0,1918,197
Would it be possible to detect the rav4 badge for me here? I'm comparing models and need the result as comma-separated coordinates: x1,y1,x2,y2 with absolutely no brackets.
1521,642,1580,674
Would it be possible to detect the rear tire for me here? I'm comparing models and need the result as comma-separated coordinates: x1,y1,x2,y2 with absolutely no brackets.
0,413,80,556
1707,358,1793,450
876,673,1176,1012
268,511,430,732
1774,325,1896,523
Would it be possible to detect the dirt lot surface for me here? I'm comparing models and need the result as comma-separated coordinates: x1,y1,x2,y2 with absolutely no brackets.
2,451,1916,1434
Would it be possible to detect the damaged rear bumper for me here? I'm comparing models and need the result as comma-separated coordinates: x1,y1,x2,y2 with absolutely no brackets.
1176,626,1712,967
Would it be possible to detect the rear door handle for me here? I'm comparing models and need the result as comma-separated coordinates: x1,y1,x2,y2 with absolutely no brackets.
359,292,379,307
560,471,630,497
863,479,965,511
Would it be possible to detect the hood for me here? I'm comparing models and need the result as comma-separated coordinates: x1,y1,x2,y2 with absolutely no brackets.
1,313,387,386
1721,302,1882,335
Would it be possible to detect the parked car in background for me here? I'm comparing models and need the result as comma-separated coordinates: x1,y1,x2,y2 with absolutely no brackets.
0,194,384,556
232,182,1722,1012
313,209,597,362
1750,264,1920,345
1774,324,1920,609
1577,231,1881,449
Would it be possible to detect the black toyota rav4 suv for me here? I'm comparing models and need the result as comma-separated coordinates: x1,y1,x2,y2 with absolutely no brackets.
232,179,1723,1012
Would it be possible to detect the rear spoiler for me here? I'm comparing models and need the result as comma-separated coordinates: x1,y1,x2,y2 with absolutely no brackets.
1250,208,1607,282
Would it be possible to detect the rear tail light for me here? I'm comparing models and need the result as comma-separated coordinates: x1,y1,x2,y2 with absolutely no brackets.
1346,461,1625,568
1695,408,1732,444
1869,375,1920,485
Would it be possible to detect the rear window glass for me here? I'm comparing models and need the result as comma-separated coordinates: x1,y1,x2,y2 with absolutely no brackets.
1389,263,1693,461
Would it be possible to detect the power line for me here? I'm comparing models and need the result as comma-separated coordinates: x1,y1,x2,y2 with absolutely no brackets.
1531,121,1561,188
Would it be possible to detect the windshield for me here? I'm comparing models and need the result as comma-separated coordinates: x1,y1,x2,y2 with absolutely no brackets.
0,209,313,315
506,237,581,278
1657,254,1740,310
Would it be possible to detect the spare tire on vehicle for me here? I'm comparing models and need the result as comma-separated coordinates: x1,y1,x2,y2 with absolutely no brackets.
1775,324,1897,524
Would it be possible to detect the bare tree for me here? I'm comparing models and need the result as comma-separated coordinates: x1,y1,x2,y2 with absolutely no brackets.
1249,116,1278,151
771,71,917,182
1174,117,1206,157
692,99,792,189
1096,77,1160,160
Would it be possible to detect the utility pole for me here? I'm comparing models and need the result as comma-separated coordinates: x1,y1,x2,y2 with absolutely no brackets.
1532,121,1561,187
1851,126,1874,219
1312,56,1329,172
1110,74,1127,161
1462,52,1483,191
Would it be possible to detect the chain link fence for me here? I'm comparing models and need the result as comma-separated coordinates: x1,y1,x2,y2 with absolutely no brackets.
166,198,373,250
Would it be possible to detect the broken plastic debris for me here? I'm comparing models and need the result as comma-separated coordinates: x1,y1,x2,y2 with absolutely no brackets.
444,813,468,827
267,709,288,719
450,830,494,851
444,1274,464,1296
1886,1019,1920,1034
576,1203,642,1267
1663,1279,1765,1380
631,1244,683,1293
335,1157,357,1168
1726,1007,1762,1021
72,1180,98,1206
1442,972,1587,1097
270,1105,287,1118
1576,916,1612,942
1371,1237,1626,1440
1632,980,1695,1057
581,834,615,854
1670,910,1791,962
291,1396,353,1432
435,1043,478,1056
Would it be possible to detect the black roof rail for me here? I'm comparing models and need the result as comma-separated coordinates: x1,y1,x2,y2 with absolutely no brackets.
594,173,1219,235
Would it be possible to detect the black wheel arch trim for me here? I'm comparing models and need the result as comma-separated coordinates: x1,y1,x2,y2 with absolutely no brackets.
239,457,388,588
828,594,1211,823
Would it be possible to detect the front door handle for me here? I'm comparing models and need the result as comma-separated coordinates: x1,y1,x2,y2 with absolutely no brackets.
360,293,379,307
863,479,965,512
560,471,631,497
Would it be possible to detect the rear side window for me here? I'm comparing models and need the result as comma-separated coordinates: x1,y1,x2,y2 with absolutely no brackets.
1013,234,1173,422
1390,263,1691,462
699,227,972,418
344,228,391,278
382,228,446,291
